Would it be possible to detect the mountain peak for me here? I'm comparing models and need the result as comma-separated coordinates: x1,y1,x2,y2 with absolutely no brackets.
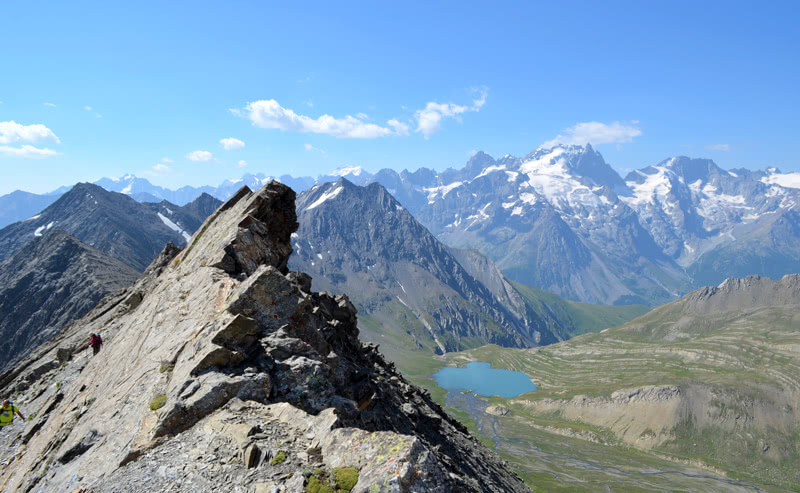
0,181,529,492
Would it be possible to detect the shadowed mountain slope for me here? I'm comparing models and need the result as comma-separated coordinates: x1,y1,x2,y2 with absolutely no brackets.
0,182,530,492
0,230,139,370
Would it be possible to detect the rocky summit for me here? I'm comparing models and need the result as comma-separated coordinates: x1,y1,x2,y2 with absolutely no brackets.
0,182,529,492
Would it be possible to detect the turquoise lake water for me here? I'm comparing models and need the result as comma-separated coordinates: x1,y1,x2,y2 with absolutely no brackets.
433,361,537,398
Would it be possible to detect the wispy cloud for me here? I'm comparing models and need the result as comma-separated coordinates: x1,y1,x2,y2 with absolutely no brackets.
161,157,174,163
220,137,245,150
542,121,642,147
0,145,59,158
414,87,488,139
237,160,248,168
356,112,369,120
186,150,214,162
0,121,61,145
234,99,408,139
43,102,56,108
85,105,102,118
303,100,313,108
706,143,731,152
304,143,328,158
152,163,171,172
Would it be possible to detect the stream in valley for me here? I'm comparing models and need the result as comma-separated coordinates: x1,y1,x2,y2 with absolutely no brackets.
440,369,765,492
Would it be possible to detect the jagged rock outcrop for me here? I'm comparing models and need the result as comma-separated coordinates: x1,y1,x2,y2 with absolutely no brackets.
0,230,140,370
0,182,530,492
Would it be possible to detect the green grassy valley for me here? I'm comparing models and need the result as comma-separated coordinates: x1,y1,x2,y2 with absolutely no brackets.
433,277,800,491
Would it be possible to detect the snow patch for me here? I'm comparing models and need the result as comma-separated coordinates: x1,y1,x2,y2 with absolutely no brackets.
157,212,191,242
762,172,800,189
305,186,343,211
33,221,55,237
476,164,506,179
424,181,463,203
621,166,673,206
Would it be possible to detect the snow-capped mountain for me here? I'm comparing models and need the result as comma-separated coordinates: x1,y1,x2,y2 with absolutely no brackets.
398,145,691,305
3,145,799,305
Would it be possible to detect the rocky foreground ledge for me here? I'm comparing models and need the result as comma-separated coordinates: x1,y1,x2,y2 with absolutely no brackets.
0,182,530,492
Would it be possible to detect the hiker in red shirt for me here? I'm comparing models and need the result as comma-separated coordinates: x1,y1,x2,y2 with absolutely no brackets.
88,333,103,356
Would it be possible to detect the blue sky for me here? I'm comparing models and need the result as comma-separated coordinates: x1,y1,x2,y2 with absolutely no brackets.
1,1,798,194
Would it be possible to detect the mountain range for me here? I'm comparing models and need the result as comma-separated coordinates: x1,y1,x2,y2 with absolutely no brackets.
4,145,800,305
0,183,222,272
289,178,648,356
0,181,530,492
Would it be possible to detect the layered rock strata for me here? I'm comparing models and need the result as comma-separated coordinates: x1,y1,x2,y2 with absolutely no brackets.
0,182,530,492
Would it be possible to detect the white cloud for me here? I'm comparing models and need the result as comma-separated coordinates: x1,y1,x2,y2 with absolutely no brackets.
542,121,642,148
303,100,313,108
84,106,92,111
43,102,56,108
234,99,406,139
220,137,245,150
237,160,248,168
152,163,171,172
186,150,214,162
388,119,410,137
161,157,174,163
706,143,731,152
413,88,488,139
304,143,328,157
356,112,369,120
0,121,61,144
0,145,59,158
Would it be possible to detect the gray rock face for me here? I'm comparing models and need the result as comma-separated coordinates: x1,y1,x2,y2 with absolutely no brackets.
0,229,140,370
683,274,800,314
0,182,530,492
0,183,212,272
290,179,559,351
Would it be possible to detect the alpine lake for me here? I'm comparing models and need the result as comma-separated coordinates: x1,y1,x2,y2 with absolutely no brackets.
433,361,536,398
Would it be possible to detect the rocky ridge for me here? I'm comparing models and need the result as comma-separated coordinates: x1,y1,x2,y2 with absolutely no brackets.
0,182,529,492
0,183,195,272
0,230,140,370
